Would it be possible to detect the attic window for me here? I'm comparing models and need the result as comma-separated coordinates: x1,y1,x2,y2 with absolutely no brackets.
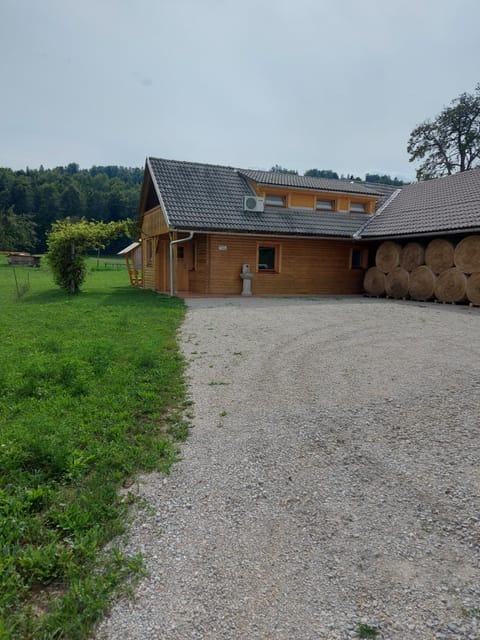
350,201,366,213
265,194,286,207
316,199,335,211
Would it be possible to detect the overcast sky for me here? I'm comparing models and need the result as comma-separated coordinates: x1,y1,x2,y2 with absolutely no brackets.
1,0,479,180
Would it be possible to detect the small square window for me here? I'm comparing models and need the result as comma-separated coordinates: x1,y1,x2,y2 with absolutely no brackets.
265,194,286,207
316,199,335,211
258,246,275,270
350,248,367,269
257,244,281,272
350,201,366,213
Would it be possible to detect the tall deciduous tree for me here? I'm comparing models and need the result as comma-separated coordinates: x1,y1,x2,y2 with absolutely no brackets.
407,84,480,180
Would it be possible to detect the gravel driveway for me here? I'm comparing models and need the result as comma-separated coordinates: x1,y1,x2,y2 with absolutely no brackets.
95,297,480,640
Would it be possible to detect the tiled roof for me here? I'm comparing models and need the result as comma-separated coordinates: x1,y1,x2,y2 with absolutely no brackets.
363,182,399,199
146,157,480,241
238,169,384,196
185,206,368,237
147,157,251,229
147,157,371,238
362,168,480,237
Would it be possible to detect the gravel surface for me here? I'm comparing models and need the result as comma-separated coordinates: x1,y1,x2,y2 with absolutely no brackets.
95,297,480,640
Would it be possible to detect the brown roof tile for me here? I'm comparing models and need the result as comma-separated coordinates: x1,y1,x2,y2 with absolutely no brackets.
362,168,480,237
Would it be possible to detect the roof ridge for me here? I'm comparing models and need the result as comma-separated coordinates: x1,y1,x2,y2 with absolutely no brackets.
353,188,402,239
148,158,394,196
240,167,360,183
148,156,241,172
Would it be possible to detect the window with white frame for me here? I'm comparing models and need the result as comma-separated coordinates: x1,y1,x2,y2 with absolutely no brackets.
349,201,367,213
264,194,286,207
316,199,335,211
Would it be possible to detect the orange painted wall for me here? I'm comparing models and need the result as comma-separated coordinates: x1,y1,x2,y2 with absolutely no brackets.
290,192,316,208
251,183,377,214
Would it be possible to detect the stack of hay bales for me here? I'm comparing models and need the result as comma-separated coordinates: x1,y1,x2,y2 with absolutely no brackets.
363,236,480,306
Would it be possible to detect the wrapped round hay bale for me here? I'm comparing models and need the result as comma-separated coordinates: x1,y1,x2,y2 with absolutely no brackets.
408,265,436,301
425,238,455,274
400,242,425,271
434,268,467,303
363,267,386,296
454,236,480,273
375,241,401,273
385,267,409,299
466,273,480,306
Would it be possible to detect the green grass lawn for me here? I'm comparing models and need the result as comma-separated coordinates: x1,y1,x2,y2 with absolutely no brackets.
0,256,186,639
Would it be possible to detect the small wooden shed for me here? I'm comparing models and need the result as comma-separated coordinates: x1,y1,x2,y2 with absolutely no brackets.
7,253,41,267
118,241,142,286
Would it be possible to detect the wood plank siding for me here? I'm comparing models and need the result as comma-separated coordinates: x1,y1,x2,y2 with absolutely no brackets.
142,206,169,236
141,205,169,290
205,234,366,295
141,235,157,290
146,233,368,295
138,173,375,296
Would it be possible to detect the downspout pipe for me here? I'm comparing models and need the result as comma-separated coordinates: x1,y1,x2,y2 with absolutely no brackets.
169,231,194,296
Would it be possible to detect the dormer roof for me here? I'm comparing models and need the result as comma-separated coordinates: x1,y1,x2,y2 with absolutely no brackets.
238,169,384,196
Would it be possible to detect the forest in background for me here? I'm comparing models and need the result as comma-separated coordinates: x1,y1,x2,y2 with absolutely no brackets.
0,164,143,253
0,162,405,253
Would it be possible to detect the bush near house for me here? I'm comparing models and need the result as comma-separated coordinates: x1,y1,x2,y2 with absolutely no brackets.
0,257,186,639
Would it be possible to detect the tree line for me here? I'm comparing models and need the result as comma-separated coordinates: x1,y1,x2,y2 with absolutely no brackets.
269,164,406,186
0,164,143,252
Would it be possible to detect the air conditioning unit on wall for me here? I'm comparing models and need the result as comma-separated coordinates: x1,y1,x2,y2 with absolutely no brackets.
243,196,264,212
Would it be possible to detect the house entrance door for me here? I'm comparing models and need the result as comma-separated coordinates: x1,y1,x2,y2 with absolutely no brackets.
176,242,194,292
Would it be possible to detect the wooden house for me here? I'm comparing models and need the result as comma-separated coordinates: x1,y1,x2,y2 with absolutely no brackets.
136,157,392,295
134,157,480,298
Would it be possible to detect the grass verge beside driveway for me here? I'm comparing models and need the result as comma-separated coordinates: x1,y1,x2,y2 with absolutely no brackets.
0,258,186,639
